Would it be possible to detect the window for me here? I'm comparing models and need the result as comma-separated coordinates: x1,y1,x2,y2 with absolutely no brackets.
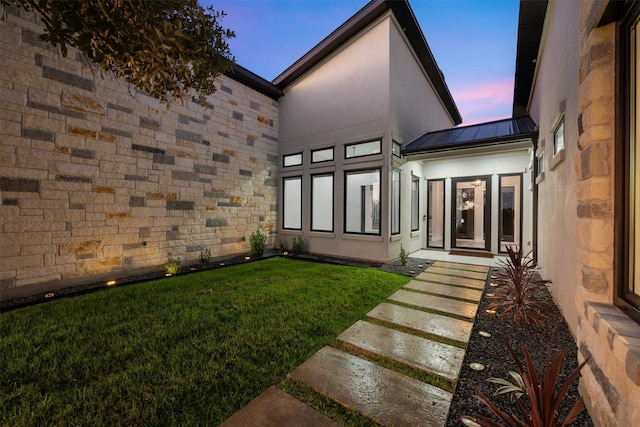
345,140,381,158
283,153,302,167
411,175,420,231
499,175,522,253
311,174,333,231
312,147,334,163
283,177,302,229
427,180,445,248
391,170,400,235
553,117,565,155
345,170,380,234
392,140,402,158
537,152,545,175
620,5,640,319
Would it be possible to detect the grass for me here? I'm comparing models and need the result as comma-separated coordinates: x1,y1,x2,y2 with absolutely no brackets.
0,258,408,426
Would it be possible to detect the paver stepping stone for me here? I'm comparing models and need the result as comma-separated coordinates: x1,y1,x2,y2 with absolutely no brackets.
290,346,452,427
389,289,479,319
416,272,486,290
425,266,488,281
368,302,473,343
338,320,465,382
432,261,490,273
404,280,483,302
219,386,341,427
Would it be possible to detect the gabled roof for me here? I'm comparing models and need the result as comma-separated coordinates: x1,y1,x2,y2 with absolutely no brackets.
272,0,462,125
512,0,548,117
225,64,283,100
403,116,537,155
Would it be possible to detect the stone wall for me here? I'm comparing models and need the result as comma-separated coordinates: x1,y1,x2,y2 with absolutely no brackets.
0,6,279,292
575,1,640,425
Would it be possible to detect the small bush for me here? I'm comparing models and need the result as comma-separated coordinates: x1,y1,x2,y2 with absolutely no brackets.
292,235,304,255
199,248,212,266
399,245,408,266
164,257,182,275
250,229,267,257
488,246,549,324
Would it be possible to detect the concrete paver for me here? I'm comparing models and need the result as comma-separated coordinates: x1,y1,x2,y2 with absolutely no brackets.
389,289,479,319
424,266,488,281
338,320,465,382
290,346,453,427
219,386,341,427
367,302,473,343
432,260,491,273
416,271,486,290
404,280,483,302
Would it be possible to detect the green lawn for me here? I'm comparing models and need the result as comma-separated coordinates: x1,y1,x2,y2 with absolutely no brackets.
0,257,408,426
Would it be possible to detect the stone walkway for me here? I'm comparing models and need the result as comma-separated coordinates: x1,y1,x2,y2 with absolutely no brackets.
220,260,490,427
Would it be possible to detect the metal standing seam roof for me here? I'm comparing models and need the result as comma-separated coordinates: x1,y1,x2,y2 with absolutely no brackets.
403,116,538,155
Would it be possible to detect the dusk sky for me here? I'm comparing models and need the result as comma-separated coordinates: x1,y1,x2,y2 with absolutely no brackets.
206,0,520,125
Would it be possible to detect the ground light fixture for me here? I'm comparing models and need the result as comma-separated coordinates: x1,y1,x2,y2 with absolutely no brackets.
106,280,116,286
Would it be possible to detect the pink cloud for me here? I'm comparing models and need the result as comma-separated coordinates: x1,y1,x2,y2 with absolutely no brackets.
450,76,514,125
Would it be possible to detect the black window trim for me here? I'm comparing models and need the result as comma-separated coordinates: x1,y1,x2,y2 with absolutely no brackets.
310,172,334,232
343,168,382,236
344,139,382,159
282,175,303,230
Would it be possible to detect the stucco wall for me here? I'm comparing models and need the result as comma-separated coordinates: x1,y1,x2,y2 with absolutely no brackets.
0,6,279,294
528,0,581,334
388,16,457,259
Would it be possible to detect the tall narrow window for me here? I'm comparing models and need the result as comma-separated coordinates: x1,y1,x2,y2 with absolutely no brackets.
391,170,401,235
311,174,333,232
499,174,522,253
553,117,565,155
411,175,420,231
427,180,444,248
345,170,380,235
283,177,302,229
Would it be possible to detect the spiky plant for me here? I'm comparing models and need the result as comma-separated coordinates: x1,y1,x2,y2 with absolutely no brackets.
488,246,549,324
474,339,588,427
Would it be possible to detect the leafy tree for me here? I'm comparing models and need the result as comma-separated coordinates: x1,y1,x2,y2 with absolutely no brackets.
2,0,235,104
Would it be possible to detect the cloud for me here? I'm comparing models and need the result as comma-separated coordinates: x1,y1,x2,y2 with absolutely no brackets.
450,76,514,125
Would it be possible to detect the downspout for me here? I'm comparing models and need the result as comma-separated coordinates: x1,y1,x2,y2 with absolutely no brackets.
532,135,539,262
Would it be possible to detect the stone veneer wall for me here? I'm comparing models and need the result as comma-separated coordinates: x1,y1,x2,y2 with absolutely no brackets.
575,1,640,425
0,6,279,291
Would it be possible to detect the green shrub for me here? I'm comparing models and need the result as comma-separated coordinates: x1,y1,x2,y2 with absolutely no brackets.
275,240,288,253
164,257,182,275
199,248,212,266
250,229,267,257
399,244,408,266
292,235,304,255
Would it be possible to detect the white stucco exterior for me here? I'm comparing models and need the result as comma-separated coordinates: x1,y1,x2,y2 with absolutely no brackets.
528,0,580,334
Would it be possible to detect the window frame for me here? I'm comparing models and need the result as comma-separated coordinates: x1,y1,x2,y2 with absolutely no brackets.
411,175,420,232
392,140,402,158
283,153,303,168
391,169,401,235
311,173,334,232
553,115,565,156
617,2,640,322
282,176,302,230
498,174,523,253
311,147,334,164
344,140,382,159
344,168,382,236
426,179,445,248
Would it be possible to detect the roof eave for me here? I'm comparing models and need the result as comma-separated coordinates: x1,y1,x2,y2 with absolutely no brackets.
402,132,537,157
225,64,283,100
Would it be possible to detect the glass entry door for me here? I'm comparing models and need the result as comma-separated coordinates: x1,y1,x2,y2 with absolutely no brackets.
452,177,491,251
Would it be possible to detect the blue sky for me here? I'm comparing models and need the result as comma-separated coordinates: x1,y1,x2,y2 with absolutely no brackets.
206,0,520,125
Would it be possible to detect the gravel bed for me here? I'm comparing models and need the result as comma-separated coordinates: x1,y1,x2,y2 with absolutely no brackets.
444,267,594,426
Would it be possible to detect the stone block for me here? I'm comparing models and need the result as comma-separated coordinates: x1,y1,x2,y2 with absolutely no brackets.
0,177,39,192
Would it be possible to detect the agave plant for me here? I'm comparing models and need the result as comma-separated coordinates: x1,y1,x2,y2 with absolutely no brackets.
488,245,549,324
474,339,588,427
487,370,527,402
